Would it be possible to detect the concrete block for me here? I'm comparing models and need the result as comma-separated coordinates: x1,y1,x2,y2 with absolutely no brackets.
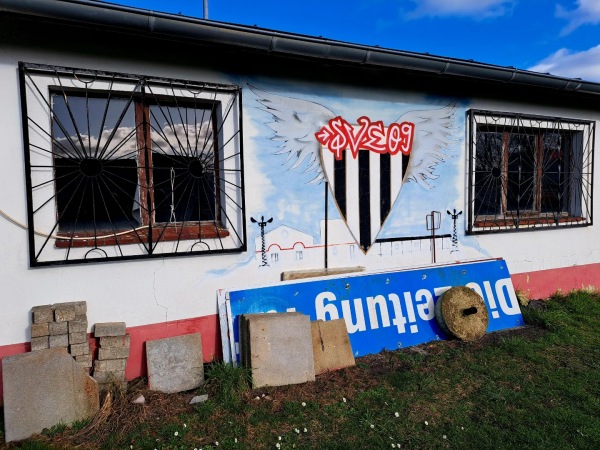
93,370,125,383
69,342,90,357
94,322,126,337
97,381,127,393
99,334,130,348
49,321,69,335
146,333,204,394
74,354,93,368
49,334,69,348
30,336,49,352
98,347,130,360
2,348,99,443
69,332,87,345
31,305,53,324
30,322,49,338
68,319,88,333
54,305,77,322
93,358,127,372
311,319,355,375
54,301,87,316
242,313,315,388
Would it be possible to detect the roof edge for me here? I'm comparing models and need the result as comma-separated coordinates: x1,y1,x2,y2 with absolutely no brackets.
2,0,600,96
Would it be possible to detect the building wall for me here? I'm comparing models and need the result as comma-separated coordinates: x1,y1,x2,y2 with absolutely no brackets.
1,17,599,400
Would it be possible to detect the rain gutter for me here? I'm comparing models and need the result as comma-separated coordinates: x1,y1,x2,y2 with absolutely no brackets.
1,0,600,96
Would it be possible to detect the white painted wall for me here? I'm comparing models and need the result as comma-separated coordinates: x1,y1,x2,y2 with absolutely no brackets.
0,35,599,349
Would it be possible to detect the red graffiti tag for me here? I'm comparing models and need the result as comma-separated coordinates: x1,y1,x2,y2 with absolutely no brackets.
315,116,415,160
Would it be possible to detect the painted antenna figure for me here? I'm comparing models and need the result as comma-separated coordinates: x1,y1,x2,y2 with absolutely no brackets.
447,209,462,253
251,216,273,266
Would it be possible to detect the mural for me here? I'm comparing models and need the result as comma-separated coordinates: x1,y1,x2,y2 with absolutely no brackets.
249,84,462,254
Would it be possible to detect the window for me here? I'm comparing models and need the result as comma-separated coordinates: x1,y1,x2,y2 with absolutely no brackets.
20,63,246,265
468,110,593,234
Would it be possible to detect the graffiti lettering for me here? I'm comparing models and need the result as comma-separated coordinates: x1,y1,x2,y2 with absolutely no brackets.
315,115,415,160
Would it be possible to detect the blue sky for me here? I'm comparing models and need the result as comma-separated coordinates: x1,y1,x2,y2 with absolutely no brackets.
103,0,599,81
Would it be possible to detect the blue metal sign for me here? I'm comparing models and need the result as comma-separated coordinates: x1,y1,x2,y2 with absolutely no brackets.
226,259,524,360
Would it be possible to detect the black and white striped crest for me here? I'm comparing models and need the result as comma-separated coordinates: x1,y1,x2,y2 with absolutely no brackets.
321,148,410,253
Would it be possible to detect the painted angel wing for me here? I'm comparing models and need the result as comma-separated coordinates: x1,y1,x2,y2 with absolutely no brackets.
248,85,336,183
398,102,459,189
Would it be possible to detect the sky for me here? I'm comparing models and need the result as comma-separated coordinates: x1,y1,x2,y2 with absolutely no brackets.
100,0,600,82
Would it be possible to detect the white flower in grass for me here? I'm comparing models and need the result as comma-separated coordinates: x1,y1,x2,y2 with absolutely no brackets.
392,445,396,448
184,423,187,428
303,428,307,433
370,424,375,429
215,442,219,446
443,435,447,440
424,421,429,426
301,402,306,407
174,431,179,437
278,436,282,441
276,444,281,449
342,397,347,403
235,438,238,443
295,428,300,434
394,412,399,417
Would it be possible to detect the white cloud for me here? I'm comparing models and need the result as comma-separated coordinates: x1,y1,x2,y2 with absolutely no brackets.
528,45,600,82
556,0,600,35
407,0,514,18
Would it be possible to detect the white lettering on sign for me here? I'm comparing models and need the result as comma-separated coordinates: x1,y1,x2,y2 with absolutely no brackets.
315,278,520,335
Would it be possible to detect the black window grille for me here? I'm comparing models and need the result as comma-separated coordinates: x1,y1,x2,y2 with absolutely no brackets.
19,62,246,266
467,110,594,234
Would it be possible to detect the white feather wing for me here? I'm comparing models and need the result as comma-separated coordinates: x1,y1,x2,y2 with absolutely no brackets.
399,102,459,189
249,85,335,183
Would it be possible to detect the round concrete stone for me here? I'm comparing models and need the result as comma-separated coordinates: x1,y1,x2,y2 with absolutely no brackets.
435,286,489,341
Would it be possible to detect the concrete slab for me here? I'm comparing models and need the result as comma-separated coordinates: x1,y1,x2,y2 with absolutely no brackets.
242,312,315,388
2,348,99,443
311,319,355,375
146,333,204,394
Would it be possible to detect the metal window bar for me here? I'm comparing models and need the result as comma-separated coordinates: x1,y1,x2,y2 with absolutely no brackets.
467,109,594,234
19,62,246,266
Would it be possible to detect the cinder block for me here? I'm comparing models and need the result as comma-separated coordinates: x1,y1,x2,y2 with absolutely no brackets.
75,354,93,368
49,321,69,335
99,334,130,348
98,347,130,360
54,301,87,316
242,312,315,388
68,319,88,333
69,332,87,345
92,369,126,383
31,305,53,324
30,323,49,338
311,319,355,375
94,358,127,372
49,334,69,348
69,342,90,356
146,333,204,393
97,381,127,393
94,322,126,337
30,336,49,351
54,305,77,322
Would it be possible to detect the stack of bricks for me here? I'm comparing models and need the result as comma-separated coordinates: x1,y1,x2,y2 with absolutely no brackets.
93,322,130,392
30,301,92,372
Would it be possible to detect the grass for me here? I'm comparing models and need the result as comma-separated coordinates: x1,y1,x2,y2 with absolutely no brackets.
1,289,599,449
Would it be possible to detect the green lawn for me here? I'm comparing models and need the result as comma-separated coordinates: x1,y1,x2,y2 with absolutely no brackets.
2,289,599,450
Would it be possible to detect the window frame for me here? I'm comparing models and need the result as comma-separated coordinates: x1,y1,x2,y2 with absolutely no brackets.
467,109,594,234
19,62,247,266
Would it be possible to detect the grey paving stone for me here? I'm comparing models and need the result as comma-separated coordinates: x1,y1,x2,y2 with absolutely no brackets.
49,321,68,335
31,305,53,324
30,323,49,338
146,333,204,394
2,348,99,443
94,322,126,337
242,312,315,388
99,334,130,348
